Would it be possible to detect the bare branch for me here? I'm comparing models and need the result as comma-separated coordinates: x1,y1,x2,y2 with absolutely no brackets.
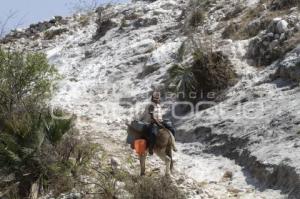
0,10,18,38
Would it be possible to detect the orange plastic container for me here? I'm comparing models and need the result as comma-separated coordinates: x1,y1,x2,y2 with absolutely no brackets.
134,139,147,156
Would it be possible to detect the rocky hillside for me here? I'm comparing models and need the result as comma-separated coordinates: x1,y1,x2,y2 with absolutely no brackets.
1,0,300,198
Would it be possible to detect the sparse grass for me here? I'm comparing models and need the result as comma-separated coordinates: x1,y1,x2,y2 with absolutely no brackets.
78,15,90,26
250,29,300,66
222,22,239,39
79,153,186,199
222,4,245,21
44,28,68,40
124,175,186,199
119,17,129,30
190,0,216,10
222,3,290,40
270,0,300,10
281,31,300,54
189,9,205,27
94,12,117,40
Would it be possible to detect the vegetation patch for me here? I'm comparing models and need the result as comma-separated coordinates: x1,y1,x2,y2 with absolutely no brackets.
78,15,90,27
192,50,237,96
44,28,68,40
77,154,185,199
124,175,186,199
222,3,290,40
94,18,117,40
189,9,205,27
222,4,246,21
248,22,300,66
0,49,97,198
270,0,300,10
167,48,237,102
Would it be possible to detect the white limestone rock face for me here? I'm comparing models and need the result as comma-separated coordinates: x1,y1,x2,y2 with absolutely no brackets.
2,0,300,198
276,19,289,34
275,45,300,82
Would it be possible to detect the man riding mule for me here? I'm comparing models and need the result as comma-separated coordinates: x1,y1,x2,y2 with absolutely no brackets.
126,91,177,176
144,91,176,155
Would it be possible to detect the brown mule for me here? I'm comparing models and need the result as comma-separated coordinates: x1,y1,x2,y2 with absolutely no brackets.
126,124,176,176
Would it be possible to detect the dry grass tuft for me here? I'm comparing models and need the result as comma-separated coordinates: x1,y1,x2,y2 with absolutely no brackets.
222,3,290,40
192,49,237,96
124,175,186,199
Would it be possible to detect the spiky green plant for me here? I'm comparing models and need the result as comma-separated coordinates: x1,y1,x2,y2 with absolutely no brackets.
0,49,81,197
168,64,197,99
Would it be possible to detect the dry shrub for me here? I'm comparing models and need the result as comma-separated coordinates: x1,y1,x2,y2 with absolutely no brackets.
93,8,117,40
78,15,90,26
82,161,186,199
189,9,205,27
270,0,300,10
44,28,68,40
222,3,291,40
222,4,266,40
167,47,237,103
124,175,185,199
192,49,237,97
222,22,240,39
43,132,99,197
281,31,300,53
222,4,245,21
94,19,117,40
248,28,300,67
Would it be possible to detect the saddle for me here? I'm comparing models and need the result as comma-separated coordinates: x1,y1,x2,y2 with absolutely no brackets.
131,120,149,132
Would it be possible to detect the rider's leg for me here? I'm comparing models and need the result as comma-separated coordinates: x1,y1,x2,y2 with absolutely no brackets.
162,120,176,137
148,123,157,155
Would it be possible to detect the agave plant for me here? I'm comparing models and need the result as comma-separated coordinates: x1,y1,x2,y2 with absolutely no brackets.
0,110,74,197
167,64,197,99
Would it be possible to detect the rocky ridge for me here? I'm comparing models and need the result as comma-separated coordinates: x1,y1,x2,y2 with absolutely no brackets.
1,0,300,198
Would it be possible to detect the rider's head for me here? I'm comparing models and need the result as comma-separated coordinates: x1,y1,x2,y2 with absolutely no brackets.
151,91,160,104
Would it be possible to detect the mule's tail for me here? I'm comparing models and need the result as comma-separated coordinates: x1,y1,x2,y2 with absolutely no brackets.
169,131,177,152
166,140,174,171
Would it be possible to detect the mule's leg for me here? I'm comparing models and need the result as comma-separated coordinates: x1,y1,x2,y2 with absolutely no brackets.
166,148,173,172
139,154,146,176
156,150,171,176
165,155,171,176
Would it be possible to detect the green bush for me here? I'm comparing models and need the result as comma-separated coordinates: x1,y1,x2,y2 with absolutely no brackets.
0,49,95,198
0,50,56,107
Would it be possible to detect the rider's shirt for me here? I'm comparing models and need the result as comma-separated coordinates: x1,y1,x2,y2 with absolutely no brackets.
148,103,163,122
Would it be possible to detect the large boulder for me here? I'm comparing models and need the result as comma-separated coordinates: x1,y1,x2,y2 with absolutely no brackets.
274,45,300,82
277,20,289,34
247,18,297,66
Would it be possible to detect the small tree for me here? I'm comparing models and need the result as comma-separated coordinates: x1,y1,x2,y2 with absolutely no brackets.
0,49,77,197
